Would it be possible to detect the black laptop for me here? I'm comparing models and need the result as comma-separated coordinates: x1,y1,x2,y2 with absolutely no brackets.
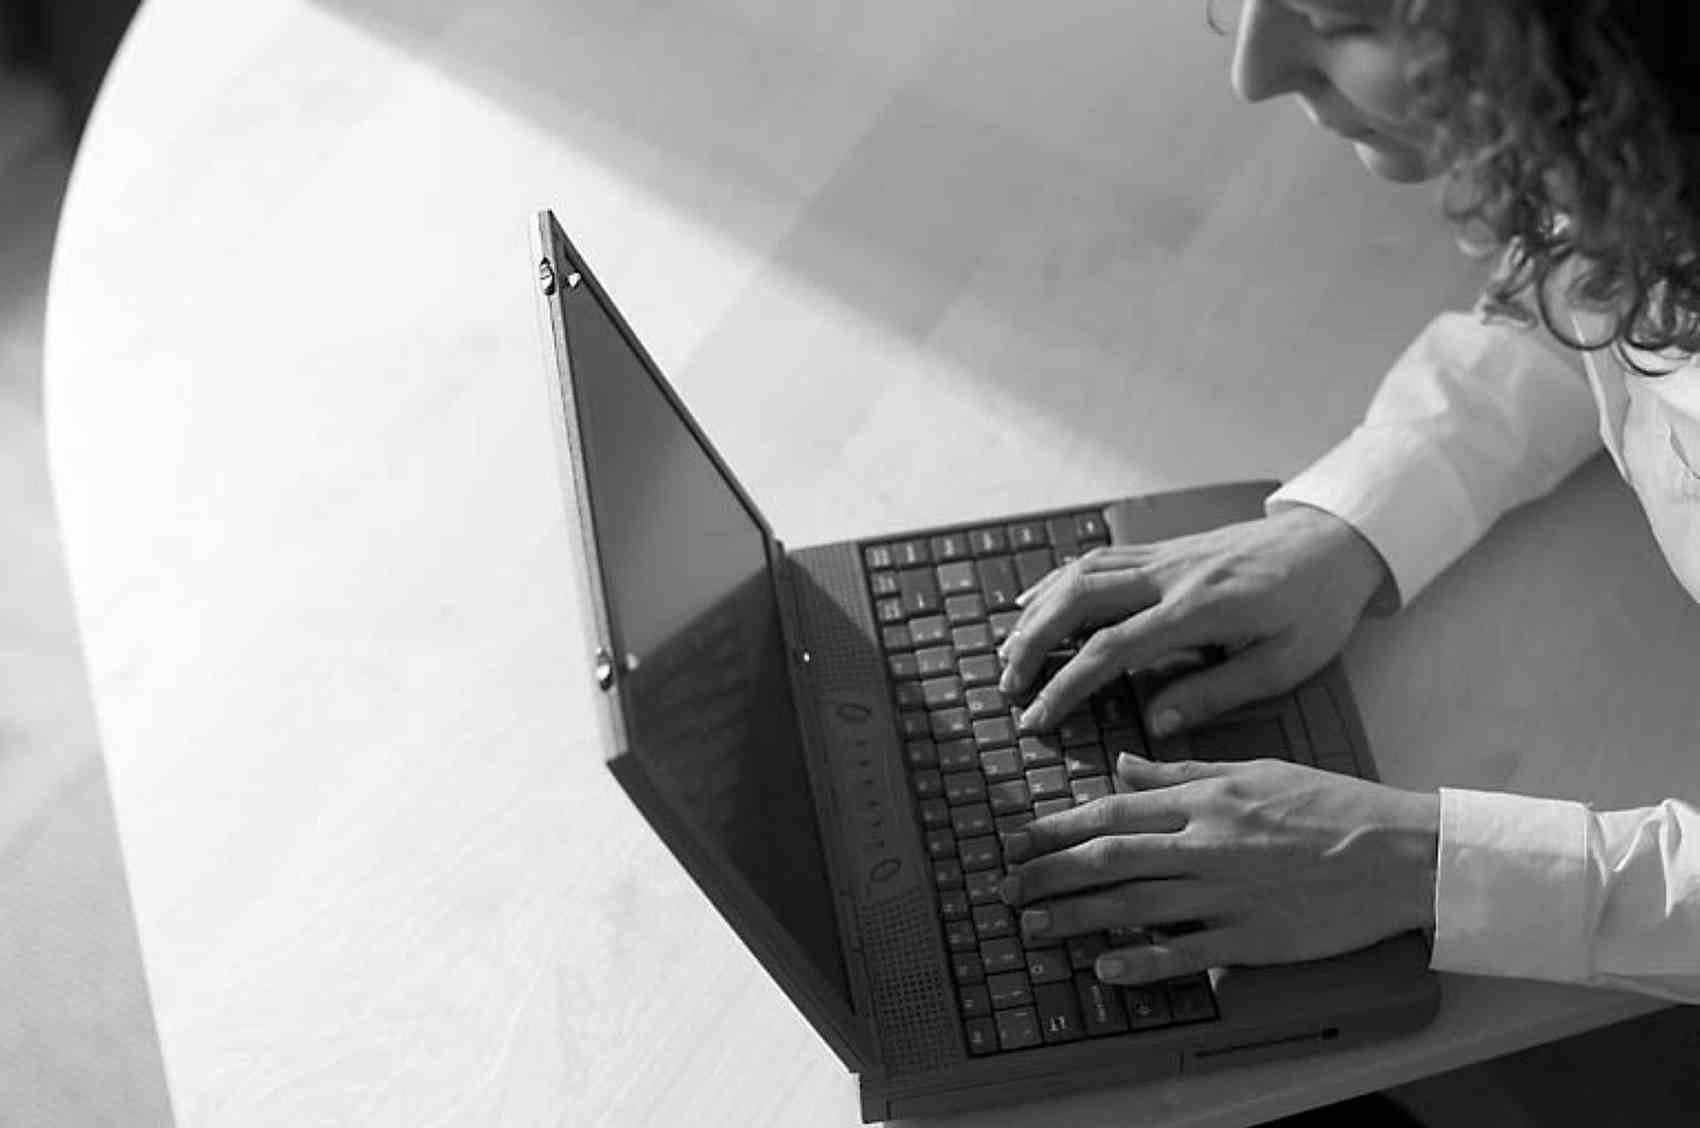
531,211,1439,1121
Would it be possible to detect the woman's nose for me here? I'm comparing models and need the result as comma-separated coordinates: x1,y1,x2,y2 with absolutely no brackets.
1230,0,1314,103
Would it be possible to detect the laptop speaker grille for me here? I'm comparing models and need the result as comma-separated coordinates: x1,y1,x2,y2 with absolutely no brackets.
787,544,873,685
860,889,961,1073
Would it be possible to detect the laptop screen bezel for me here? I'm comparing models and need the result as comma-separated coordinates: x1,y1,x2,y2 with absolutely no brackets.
530,211,874,1074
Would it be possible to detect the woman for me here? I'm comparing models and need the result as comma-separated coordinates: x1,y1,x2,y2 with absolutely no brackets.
997,0,1700,1006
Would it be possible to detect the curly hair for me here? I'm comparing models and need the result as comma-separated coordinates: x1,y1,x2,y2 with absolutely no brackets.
1212,1,1700,375
1399,1,1700,374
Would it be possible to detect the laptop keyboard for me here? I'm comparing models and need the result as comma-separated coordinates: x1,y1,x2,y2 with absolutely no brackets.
862,508,1221,1057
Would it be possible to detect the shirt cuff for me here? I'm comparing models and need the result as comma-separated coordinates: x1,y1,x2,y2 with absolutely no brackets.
1265,425,1484,614
1431,787,1591,983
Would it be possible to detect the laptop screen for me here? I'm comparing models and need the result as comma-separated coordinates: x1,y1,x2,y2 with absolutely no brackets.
560,265,852,1008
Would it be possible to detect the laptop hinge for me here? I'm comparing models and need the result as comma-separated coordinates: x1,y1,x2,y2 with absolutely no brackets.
770,542,880,1048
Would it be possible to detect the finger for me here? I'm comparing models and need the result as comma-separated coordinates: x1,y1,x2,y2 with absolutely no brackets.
999,562,1157,698
1018,878,1217,943
1140,642,1300,737
1000,827,1186,907
1016,604,1204,732
1002,790,1187,864
1113,753,1228,792
1095,927,1244,985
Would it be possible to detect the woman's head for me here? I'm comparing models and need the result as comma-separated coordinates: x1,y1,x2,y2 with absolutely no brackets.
1223,0,1700,366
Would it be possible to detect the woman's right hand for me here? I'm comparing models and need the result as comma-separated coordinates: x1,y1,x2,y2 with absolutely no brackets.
997,504,1391,737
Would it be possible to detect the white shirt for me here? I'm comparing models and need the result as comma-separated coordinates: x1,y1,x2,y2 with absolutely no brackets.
1264,301,1700,1002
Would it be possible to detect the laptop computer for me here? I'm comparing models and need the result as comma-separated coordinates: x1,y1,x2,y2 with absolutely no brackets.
531,210,1439,1121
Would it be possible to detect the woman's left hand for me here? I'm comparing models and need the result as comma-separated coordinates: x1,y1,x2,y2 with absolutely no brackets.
999,753,1440,985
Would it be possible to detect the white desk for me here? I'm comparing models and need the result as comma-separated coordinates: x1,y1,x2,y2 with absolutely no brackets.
47,1,1692,1123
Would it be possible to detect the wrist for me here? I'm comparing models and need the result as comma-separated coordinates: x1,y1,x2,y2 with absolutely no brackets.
1280,503,1392,616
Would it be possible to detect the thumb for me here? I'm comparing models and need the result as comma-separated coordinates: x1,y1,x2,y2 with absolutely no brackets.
1115,752,1222,789
1142,644,1293,737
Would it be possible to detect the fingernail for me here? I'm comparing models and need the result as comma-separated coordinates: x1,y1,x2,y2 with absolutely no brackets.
1019,701,1048,731
999,874,1020,905
1021,909,1051,938
1001,830,1031,863
1150,708,1181,738
1096,956,1127,980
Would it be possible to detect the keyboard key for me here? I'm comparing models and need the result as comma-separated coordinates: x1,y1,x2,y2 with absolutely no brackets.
994,812,1034,836
937,738,979,772
929,709,971,741
973,716,1016,749
951,622,994,654
1033,797,1074,818
1057,711,1100,747
944,593,985,625
864,544,895,570
905,739,938,768
876,598,905,623
996,1007,1043,1051
1064,744,1108,777
959,984,992,1017
1105,925,1150,946
944,771,987,805
988,611,1021,644
918,797,950,829
946,919,978,951
1067,933,1108,970
951,802,994,837
913,770,944,799
966,870,1002,904
1027,948,1071,984
1124,985,1173,1029
970,527,1009,556
899,569,941,615
888,652,919,680
1046,516,1080,551
1093,685,1140,727
1035,981,1086,1044
952,950,984,984
979,747,1021,782
938,888,969,919
1100,725,1147,763
1018,735,1063,767
958,653,1000,686
937,560,979,596
931,532,971,562
894,539,931,567
1073,512,1105,540
973,904,1016,939
959,835,1000,871
910,615,949,646
893,677,926,712
934,859,964,888
1013,547,1056,591
881,624,911,651
1075,973,1130,1036
987,779,1031,815
899,712,931,740
1008,521,1048,549
980,938,1025,975
965,1016,999,1055
925,828,957,861
916,646,955,677
922,676,964,709
987,971,1033,1010
870,570,900,597
1166,976,1218,1024
1027,765,1071,800
965,686,1006,719
1071,775,1113,803
976,557,1020,610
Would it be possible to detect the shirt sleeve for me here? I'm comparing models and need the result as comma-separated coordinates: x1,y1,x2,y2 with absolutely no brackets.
1265,310,1601,613
1433,788,1700,1002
